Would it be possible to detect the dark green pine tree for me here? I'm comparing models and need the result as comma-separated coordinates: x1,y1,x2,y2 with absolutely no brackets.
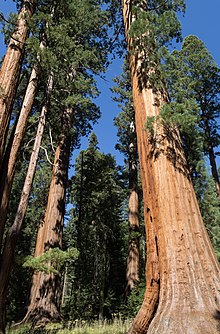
192,161,220,261
162,35,220,198
63,133,127,320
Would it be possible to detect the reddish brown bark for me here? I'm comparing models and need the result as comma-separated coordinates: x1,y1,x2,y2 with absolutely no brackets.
123,1,220,333
0,100,46,334
23,110,71,326
0,0,35,165
0,65,39,251
0,74,52,334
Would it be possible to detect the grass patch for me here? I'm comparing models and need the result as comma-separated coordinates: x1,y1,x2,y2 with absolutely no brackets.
7,318,131,334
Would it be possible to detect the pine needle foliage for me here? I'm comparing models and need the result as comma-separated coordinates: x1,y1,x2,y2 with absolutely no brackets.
23,248,78,274
128,0,185,90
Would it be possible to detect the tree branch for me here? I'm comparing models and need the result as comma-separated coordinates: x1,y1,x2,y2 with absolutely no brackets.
40,146,55,166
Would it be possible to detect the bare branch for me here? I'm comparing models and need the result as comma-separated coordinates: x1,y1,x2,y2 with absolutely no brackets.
49,127,56,153
40,146,55,166
0,12,16,26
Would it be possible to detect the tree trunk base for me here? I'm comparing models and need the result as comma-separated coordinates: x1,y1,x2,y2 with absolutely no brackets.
145,310,220,334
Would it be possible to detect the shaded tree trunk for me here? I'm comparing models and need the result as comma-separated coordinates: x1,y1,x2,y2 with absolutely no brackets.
0,65,39,251
208,146,220,199
0,0,35,166
203,114,220,199
22,109,71,326
122,1,220,333
126,121,140,295
0,74,52,334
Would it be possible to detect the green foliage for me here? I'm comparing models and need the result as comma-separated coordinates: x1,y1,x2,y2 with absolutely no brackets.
124,280,145,318
194,164,220,261
112,58,136,159
0,11,18,44
23,247,78,274
6,318,131,334
128,0,185,89
63,133,127,320
162,35,220,158
160,99,199,132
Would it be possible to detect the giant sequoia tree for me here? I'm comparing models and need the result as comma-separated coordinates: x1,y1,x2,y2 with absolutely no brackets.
122,1,220,333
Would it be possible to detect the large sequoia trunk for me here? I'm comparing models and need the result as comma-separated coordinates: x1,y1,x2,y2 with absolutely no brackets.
23,110,71,327
122,1,220,333
0,0,35,166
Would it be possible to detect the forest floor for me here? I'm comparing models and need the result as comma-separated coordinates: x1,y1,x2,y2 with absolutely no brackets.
7,318,131,334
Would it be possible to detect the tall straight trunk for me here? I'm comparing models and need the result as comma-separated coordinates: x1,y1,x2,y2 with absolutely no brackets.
0,0,35,165
122,2,220,334
0,74,52,334
23,109,72,326
0,65,39,251
126,122,140,295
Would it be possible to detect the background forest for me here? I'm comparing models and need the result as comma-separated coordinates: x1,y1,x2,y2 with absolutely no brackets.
0,0,219,334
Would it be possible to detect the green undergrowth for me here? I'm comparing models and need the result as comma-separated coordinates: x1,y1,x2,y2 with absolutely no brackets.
7,318,132,334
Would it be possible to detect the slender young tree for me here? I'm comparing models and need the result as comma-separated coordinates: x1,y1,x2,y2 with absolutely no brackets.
0,0,36,166
0,64,39,252
113,61,140,295
122,1,220,333
0,0,56,252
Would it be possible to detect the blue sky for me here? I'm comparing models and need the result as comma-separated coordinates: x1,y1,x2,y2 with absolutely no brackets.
0,0,220,166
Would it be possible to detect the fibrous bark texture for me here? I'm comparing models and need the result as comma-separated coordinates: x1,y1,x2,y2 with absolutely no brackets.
0,73,52,334
122,1,220,333
0,0,35,165
0,65,39,251
23,113,71,327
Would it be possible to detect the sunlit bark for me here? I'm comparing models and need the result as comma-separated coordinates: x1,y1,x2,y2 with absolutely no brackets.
0,65,39,250
23,109,71,326
0,0,35,166
122,1,220,333
0,73,52,334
